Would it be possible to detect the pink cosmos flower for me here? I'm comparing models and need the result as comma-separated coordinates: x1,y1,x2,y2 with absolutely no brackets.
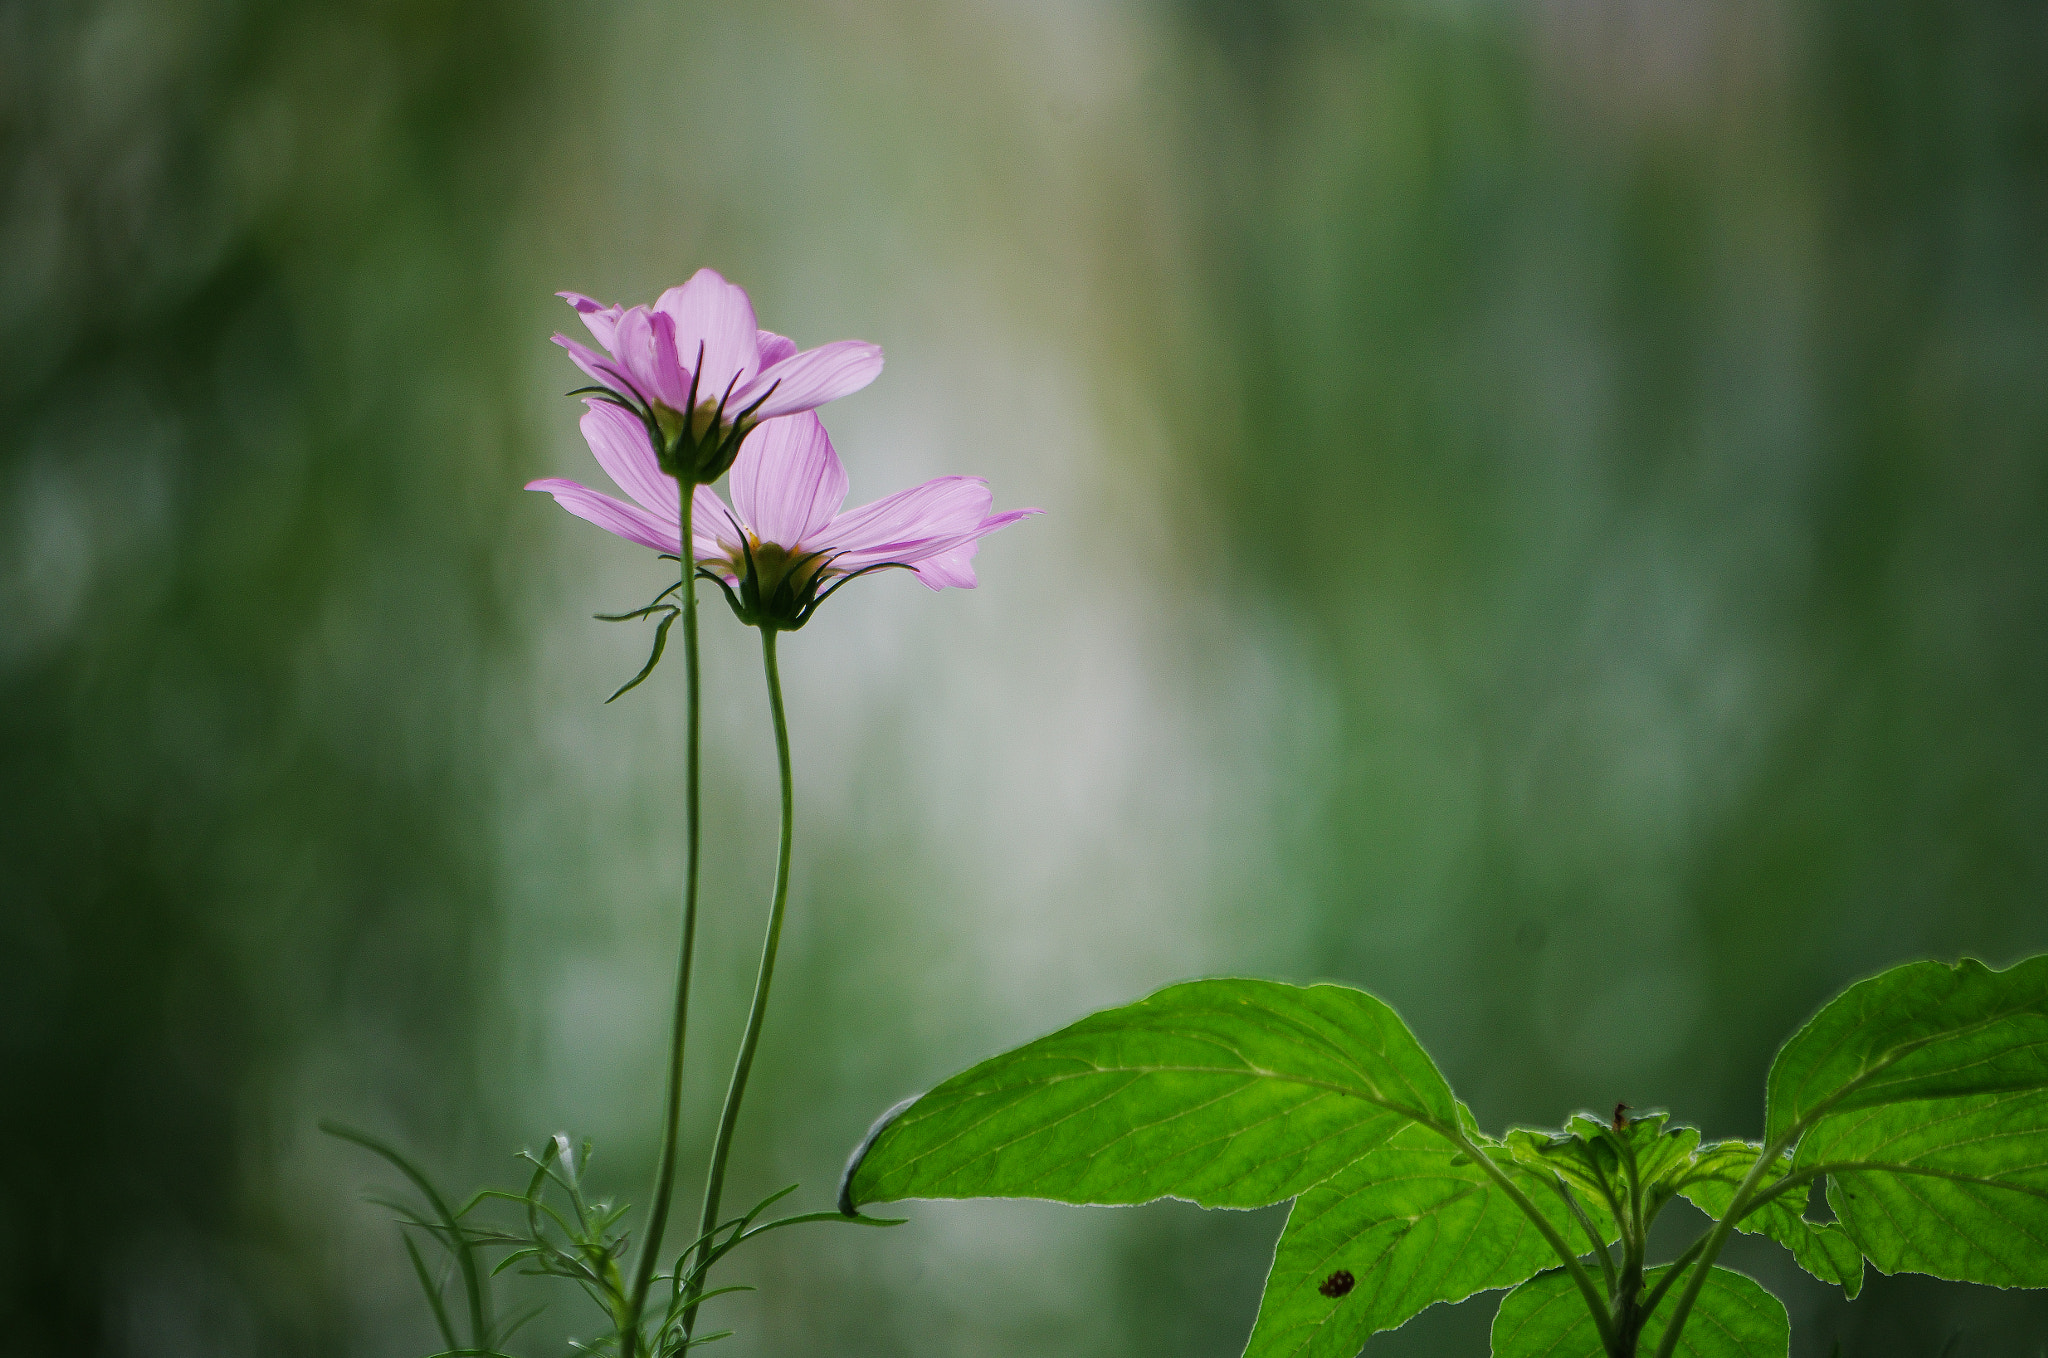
555,268,883,484
529,405,1038,630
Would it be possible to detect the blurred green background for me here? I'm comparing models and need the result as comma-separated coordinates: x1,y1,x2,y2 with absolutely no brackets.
4,0,2045,1354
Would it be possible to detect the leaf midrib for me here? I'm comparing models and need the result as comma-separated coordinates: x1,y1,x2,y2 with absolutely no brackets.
869,1064,1451,1195
1777,979,2048,1138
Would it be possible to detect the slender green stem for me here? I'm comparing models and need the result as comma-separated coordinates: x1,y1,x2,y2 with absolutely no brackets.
682,627,797,1340
1617,1135,1646,1257
623,490,703,1358
1450,1126,1619,1354
1550,1174,1618,1300
1610,1131,1647,1350
1638,1235,1708,1322
1650,1131,1793,1358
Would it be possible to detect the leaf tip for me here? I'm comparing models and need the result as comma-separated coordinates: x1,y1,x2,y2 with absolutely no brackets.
838,1094,920,1215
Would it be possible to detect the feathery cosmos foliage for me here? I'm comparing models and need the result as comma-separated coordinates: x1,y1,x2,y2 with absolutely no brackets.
841,956,2048,1357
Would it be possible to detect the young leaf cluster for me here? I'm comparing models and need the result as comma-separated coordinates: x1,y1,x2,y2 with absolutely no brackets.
325,1122,897,1357
838,955,2048,1358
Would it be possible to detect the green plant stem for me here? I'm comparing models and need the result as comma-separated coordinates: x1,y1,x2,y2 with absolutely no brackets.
682,626,797,1340
1552,1176,1618,1300
1650,1132,1790,1358
1612,1133,1647,1351
623,490,703,1358
1451,1127,1619,1355
1638,1235,1708,1321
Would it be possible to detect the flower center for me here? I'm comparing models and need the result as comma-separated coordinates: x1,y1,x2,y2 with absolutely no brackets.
741,537,828,599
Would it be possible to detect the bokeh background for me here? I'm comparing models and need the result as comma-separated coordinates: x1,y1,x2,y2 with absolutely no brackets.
4,0,2045,1355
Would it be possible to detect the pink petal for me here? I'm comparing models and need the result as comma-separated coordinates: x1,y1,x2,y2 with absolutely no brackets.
655,269,760,408
973,506,1043,536
559,292,624,351
909,541,981,590
526,478,681,554
728,413,850,547
555,334,639,398
821,497,1042,582
756,330,798,369
742,340,884,420
612,306,691,410
579,400,677,517
691,483,747,560
810,476,995,560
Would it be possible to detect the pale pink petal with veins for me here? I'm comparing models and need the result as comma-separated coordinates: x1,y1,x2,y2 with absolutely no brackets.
579,400,677,517
525,478,681,555
656,269,761,402
729,413,849,547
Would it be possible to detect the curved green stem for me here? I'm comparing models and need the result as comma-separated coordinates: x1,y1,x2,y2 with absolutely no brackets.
1638,1235,1708,1322
682,627,796,1340
1549,1174,1618,1300
1650,1131,1792,1358
1450,1127,1619,1355
623,490,703,1357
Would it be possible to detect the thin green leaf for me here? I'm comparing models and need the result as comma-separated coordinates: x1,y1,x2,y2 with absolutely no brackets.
322,1121,492,1347
492,1302,548,1346
1492,1265,1787,1358
727,1209,905,1257
363,1195,444,1235
675,1284,754,1305
404,1232,459,1353
605,608,679,702
489,1247,544,1277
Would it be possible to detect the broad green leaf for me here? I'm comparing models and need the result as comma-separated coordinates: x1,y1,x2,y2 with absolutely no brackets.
845,980,1595,1357
843,979,1463,1211
1764,955,2048,1287
1677,1143,1863,1297
1491,1265,1788,1358
1810,1090,2048,1285
1246,1124,1589,1358
1765,956,2048,1141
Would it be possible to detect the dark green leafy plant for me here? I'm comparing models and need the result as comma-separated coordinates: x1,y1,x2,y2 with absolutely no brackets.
839,955,2048,1357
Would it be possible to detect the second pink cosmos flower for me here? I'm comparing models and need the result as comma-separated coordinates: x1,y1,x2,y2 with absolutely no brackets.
530,402,1038,629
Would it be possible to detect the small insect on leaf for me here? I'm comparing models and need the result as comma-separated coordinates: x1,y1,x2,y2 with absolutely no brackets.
1612,1102,1631,1132
1319,1270,1355,1298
